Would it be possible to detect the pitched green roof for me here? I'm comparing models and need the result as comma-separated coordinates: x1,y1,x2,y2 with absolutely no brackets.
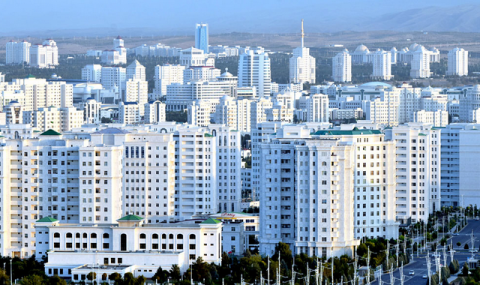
204,133,213,137
202,218,221,224
313,129,382,136
25,74,35,79
118,215,143,221
36,217,58,223
40,129,61,136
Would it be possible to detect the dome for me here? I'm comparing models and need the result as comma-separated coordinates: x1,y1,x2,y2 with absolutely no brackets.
391,47,397,51
409,43,420,51
359,82,392,89
221,71,233,77
355,45,369,53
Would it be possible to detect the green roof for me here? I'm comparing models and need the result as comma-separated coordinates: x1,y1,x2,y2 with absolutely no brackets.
36,217,58,223
313,129,382,136
419,133,427,136
40,129,61,136
25,74,35,79
204,133,213,137
118,215,143,221
201,218,221,224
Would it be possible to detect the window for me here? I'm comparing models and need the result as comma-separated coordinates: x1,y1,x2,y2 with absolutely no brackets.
189,244,196,249
54,233,60,238
177,234,183,239
140,233,146,239
189,234,196,239
66,233,72,238
103,233,109,239
91,233,97,238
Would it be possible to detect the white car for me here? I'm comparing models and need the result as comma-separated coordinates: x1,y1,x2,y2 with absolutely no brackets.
423,275,428,279
409,270,415,276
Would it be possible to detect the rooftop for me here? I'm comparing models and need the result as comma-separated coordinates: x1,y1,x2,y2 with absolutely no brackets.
40,130,61,136
118,215,143,221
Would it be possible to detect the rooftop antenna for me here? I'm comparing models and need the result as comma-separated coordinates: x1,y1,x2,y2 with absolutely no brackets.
301,19,305,48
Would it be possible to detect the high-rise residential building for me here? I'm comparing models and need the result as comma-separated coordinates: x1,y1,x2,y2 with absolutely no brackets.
125,79,148,116
4,100,23,125
265,102,294,123
413,110,449,127
113,36,127,65
372,49,393,80
126,60,146,81
214,96,252,132
83,98,102,124
410,46,431,78
259,125,398,257
306,94,329,122
119,102,140,124
165,80,236,112
447,47,468,76
81,64,102,82
459,85,480,122
238,50,272,98
152,64,185,100
6,40,31,65
332,50,351,82
101,67,126,91
195,24,209,54
144,100,166,124
30,39,59,68
183,66,221,83
385,123,441,224
250,99,274,130
187,100,212,127
289,20,316,84
390,47,397,64
23,106,83,132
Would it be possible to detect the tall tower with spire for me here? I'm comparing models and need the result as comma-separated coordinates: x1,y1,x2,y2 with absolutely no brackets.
289,20,316,84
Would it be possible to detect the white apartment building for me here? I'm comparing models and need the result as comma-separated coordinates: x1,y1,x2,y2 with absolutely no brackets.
152,64,185,100
385,123,441,224
187,100,212,127
119,102,140,124
413,110,449,127
81,64,102,83
101,67,126,93
23,106,83,132
259,126,398,257
250,99,274,130
447,48,468,76
459,85,480,122
83,98,102,124
372,49,393,80
214,96,252,133
330,108,364,121
183,67,221,83
144,101,166,124
180,48,212,68
410,46,431,79
126,60,146,81
36,217,222,280
125,79,148,116
306,94,329,123
364,95,399,127
238,50,272,98
4,101,22,125
265,102,294,123
6,40,31,65
165,80,236,112
332,50,351,83
101,50,123,65
289,20,315,84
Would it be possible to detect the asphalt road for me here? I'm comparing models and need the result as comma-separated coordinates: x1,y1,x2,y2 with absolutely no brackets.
369,219,480,285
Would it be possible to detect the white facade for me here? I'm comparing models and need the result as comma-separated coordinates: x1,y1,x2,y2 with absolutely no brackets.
459,85,480,122
29,40,58,68
119,102,140,124
6,40,30,65
101,67,126,92
447,48,468,76
187,100,212,127
238,50,271,98
385,123,441,224
410,46,431,79
144,101,166,124
413,110,449,127
81,64,102,83
183,67,221,83
289,21,315,84
332,50,351,83
180,48,210,68
83,98,102,124
372,49,393,80
125,80,148,116
126,60,146,81
306,94,329,123
23,106,83,132
214,96,252,133
152,64,185,100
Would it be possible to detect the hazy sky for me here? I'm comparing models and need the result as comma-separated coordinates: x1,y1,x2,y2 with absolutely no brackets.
1,0,478,35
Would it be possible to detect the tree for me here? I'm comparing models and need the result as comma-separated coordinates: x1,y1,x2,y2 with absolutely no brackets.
465,243,470,250
457,242,462,246
109,272,122,281
357,244,368,257
87,272,97,281
20,275,44,285
153,267,168,283
169,264,182,281
48,275,66,285
102,273,108,281
101,117,113,123
462,263,470,276
0,269,9,285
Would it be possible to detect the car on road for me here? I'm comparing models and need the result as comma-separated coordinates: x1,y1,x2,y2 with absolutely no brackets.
431,253,441,257
423,275,428,279
453,233,459,236
409,270,415,276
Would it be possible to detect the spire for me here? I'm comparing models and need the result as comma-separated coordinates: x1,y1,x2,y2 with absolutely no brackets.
301,19,305,48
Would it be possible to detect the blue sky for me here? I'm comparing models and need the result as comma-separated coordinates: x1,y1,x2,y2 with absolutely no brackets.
1,0,478,35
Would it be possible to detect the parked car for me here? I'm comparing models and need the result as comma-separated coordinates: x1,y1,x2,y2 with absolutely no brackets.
423,275,428,279
409,270,415,276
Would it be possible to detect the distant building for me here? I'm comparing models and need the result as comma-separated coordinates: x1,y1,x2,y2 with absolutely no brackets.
30,39,58,68
372,49,393,80
81,64,102,82
6,40,30,65
152,64,185,100
126,60,146,81
238,50,271,98
144,100,166,124
289,20,316,84
447,47,468,76
410,46,431,78
195,23,209,54
332,49,351,82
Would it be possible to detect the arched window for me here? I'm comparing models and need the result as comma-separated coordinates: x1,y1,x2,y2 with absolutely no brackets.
140,233,146,239
152,234,159,239
83,233,87,238
54,232,60,238
322,162,327,166
189,234,196,240
169,234,174,239
177,234,183,239
76,233,80,238
91,233,97,238
162,234,167,239
103,233,109,239
121,234,127,251
66,233,72,238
